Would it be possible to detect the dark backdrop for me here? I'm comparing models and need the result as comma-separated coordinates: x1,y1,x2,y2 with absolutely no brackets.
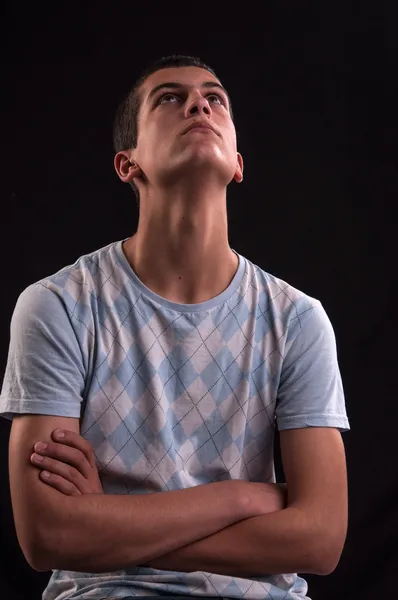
1,4,397,600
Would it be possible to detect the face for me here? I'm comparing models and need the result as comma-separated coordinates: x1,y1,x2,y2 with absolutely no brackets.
119,66,243,190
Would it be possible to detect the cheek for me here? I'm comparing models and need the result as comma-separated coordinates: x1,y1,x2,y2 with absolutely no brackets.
136,131,163,160
223,126,237,150
225,134,238,159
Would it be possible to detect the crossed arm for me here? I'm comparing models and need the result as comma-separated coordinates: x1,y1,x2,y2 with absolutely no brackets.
11,416,348,576
142,427,348,576
142,507,319,576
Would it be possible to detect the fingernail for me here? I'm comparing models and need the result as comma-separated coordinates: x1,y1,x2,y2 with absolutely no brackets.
41,471,50,479
32,453,43,462
35,442,47,451
54,430,65,439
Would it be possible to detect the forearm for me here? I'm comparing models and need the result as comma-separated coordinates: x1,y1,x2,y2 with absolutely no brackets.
35,481,249,573
145,506,324,577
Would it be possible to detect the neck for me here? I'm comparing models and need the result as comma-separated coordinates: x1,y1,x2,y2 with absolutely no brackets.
123,185,238,304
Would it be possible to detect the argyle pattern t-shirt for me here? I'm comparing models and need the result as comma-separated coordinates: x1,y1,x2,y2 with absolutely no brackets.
0,238,350,600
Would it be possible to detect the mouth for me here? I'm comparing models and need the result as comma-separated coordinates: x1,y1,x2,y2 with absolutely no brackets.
183,122,219,136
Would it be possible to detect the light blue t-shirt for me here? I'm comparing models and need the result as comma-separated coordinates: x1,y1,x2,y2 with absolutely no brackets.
0,238,350,600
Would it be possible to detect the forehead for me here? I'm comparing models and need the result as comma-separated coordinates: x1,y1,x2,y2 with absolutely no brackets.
140,66,221,99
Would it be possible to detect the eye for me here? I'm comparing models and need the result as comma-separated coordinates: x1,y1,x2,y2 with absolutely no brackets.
158,93,179,105
207,93,224,105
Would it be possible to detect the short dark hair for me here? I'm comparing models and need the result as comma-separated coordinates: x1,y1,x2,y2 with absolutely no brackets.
112,54,233,206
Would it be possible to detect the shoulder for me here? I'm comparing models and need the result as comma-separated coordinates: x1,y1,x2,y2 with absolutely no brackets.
242,255,321,334
16,239,122,320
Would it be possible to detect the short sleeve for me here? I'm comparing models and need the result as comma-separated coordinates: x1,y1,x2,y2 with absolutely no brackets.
0,283,85,421
275,300,350,432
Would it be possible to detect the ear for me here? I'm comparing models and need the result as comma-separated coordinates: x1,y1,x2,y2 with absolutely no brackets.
233,152,244,183
114,151,143,184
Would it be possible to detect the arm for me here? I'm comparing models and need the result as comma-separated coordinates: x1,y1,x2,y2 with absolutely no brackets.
2,285,248,572
144,303,350,576
4,285,276,574
9,414,254,573
144,509,316,576
143,427,348,576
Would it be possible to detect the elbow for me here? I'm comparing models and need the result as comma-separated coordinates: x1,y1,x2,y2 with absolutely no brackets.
30,559,52,573
311,532,346,576
21,521,62,572
12,517,48,572
317,548,344,576
20,537,51,573
315,554,343,576
25,535,55,572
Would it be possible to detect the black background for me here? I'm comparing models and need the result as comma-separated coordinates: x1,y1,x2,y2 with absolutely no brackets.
1,3,397,599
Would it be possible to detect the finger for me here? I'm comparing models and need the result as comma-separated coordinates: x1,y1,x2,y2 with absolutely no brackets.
51,429,96,469
34,441,92,479
31,452,87,490
39,470,82,496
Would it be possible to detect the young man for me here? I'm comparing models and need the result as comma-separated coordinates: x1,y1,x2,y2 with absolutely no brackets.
0,55,350,600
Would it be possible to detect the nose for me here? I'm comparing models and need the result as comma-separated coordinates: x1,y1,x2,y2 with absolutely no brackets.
185,91,211,118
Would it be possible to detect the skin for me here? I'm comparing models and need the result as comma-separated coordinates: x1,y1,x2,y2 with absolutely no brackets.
114,66,244,304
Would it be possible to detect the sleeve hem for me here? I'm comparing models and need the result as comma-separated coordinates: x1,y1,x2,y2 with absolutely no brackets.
277,413,350,432
0,398,81,421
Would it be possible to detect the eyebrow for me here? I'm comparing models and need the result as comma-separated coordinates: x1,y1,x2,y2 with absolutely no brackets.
147,81,230,105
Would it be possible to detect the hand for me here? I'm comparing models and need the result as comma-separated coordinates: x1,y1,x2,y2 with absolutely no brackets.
30,429,103,496
244,481,288,517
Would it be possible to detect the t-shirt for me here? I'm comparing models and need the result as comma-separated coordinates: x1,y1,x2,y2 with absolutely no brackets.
0,238,350,600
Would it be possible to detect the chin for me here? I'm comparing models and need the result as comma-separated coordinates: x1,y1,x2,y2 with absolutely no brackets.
185,144,226,168
165,145,233,184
